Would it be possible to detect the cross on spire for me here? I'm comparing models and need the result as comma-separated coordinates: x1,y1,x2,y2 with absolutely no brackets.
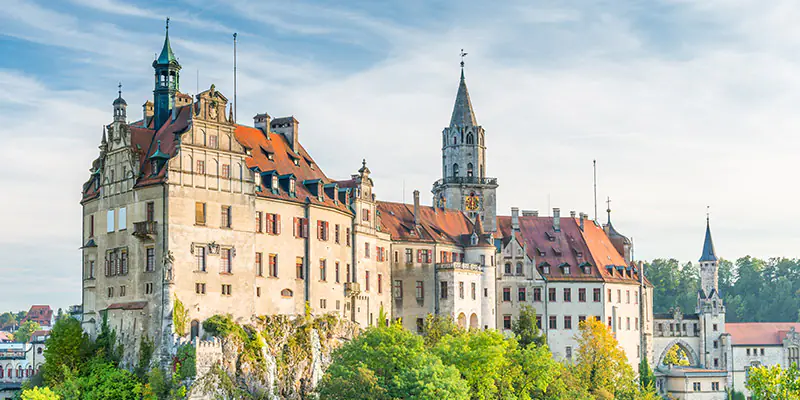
118,82,122,97
606,197,612,223
460,49,468,69
706,205,710,223
166,17,170,31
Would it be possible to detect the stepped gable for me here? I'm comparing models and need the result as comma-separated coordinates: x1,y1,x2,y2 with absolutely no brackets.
377,202,473,245
495,215,645,283
234,124,350,213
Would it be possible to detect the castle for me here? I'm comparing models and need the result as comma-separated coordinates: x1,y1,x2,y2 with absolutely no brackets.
82,22,800,399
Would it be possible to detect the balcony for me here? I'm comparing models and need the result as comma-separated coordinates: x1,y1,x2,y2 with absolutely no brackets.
436,262,483,272
432,176,498,189
344,282,361,297
133,221,158,239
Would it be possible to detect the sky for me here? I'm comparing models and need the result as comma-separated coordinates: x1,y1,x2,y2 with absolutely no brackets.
2,0,800,311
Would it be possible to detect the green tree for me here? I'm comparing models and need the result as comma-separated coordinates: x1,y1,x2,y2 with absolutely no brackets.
421,314,463,347
92,314,121,365
639,358,655,389
53,360,142,400
0,312,18,330
40,318,91,385
172,295,189,337
16,321,42,343
574,318,637,397
433,329,514,399
512,305,545,348
662,344,690,367
317,322,468,400
20,386,60,400
745,364,800,400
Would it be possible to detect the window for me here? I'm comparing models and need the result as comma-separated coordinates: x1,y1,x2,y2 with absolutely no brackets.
536,315,542,329
457,281,464,299
417,249,432,263
319,259,327,281
196,160,205,174
626,317,630,330
711,382,720,391
221,206,232,228
502,287,511,302
692,382,701,391
416,318,425,333
471,282,476,300
89,214,95,237
405,248,413,263
607,289,612,302
335,224,340,243
617,289,621,303
579,315,586,324
145,282,153,294
255,253,263,276
221,164,230,178
713,324,718,332
714,358,719,368
635,290,639,304
789,347,799,366
608,317,612,328
88,260,96,278
505,263,512,274
566,346,572,360
195,202,206,225
394,280,403,299
146,248,155,272
362,209,370,222
563,288,572,302
416,281,424,299
255,211,263,232
549,316,557,330
578,288,586,302
548,288,556,302
626,290,630,304
441,281,448,299
265,213,281,235
365,271,371,291
346,228,351,246
256,287,261,297
220,248,232,273
221,284,232,296
760,348,765,356
503,315,512,330
317,220,329,241
635,317,639,330
365,243,371,258
119,285,126,296
713,340,719,349
294,217,309,238
108,287,114,297
195,283,206,294
531,288,541,301
119,249,128,275
296,257,304,279
564,316,572,329
346,264,351,283
107,209,114,232
480,255,485,265
209,134,218,149
118,207,127,230
516,262,523,275
518,287,526,302
335,262,340,283
378,274,383,294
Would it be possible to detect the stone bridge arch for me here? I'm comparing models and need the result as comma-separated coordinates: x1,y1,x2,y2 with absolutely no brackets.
657,338,700,367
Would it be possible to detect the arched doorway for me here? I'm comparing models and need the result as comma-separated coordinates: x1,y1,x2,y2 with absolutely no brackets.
469,313,479,329
457,313,467,328
190,320,200,340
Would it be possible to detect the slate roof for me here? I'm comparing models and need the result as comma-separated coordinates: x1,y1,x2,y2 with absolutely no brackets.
727,322,800,345
699,218,718,262
450,69,477,127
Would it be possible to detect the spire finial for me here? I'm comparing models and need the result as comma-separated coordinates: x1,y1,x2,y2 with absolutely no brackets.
166,17,170,32
460,49,467,69
606,196,612,223
362,159,366,168
706,205,710,224
118,82,122,98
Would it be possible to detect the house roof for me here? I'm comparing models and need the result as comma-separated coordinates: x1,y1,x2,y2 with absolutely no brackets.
376,202,475,245
21,305,53,326
727,322,800,345
106,301,148,311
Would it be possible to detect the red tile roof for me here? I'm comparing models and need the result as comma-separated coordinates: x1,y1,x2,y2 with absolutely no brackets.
21,305,52,327
377,202,474,245
106,301,148,311
727,322,800,345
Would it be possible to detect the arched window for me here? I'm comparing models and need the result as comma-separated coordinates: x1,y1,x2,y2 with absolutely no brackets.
505,263,512,274
467,163,473,177
26,366,32,377
0,366,4,378
281,289,293,297
452,136,457,145
516,262,524,275
452,164,459,177
190,320,200,340
17,366,22,378
466,133,474,144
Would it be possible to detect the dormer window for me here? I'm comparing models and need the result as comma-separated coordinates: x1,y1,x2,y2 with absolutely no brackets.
272,175,278,191
267,153,274,160
151,160,158,176
289,178,296,196
293,159,300,166
471,233,478,246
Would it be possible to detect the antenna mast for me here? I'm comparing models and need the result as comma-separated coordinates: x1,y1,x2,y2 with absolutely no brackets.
593,159,598,221
233,32,238,123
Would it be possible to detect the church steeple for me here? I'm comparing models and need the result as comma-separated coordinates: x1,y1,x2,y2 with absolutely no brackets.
152,18,181,131
450,50,477,128
699,215,718,262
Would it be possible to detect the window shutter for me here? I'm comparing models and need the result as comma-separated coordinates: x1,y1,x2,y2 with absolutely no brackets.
417,250,422,263
293,217,298,237
427,250,432,263
265,214,272,234
276,215,281,234
317,221,322,240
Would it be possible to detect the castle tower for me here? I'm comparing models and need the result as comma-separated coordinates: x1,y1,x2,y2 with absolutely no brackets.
699,216,719,299
152,18,181,130
431,53,498,231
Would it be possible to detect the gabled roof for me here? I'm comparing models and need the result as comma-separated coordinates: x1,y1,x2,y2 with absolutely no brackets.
377,202,474,245
699,218,718,262
726,322,800,345
450,69,477,127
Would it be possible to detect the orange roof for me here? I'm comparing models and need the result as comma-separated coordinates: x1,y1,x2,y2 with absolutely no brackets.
21,305,52,326
107,301,148,311
377,202,474,245
727,322,800,345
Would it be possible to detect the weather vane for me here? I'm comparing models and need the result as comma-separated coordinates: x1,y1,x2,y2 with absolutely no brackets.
118,82,122,97
460,49,468,68
166,17,170,31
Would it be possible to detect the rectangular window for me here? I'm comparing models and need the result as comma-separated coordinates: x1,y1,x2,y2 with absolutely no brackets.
88,260,95,279
714,358,719,368
480,255,486,265
617,289,621,303
693,382,701,391
636,317,639,330
335,224,340,243
713,323,718,332
393,280,403,299
255,253,263,276
365,243,371,258
255,211,263,232
208,135,217,149
108,287,114,298
713,340,719,349
346,228,351,246
221,164,230,179
607,288,612,303
89,214,95,238
711,382,719,391
107,209,115,232
256,287,261,297
221,284,232,296
296,257,304,279
194,246,206,271
336,300,340,310
378,274,383,294
566,346,573,360
146,247,155,272
503,315,512,330
220,248,232,273
405,248,413,263
532,287,542,301
458,282,464,299
335,262,340,283
317,220,329,241
564,316,572,330
416,281,424,299
471,282,476,300
441,281,448,299
626,317,631,330
548,288,556,302
593,288,601,302
516,263,523,275
518,287,526,302
145,282,153,294
196,160,205,174
294,217,309,238
119,285,126,297
549,316,557,330
319,259,327,281
579,315,586,324
536,315,542,329
346,264,351,283
365,271,371,291
362,209,370,221
416,318,424,334
578,288,586,302
195,283,206,294
221,206,232,228
608,317,612,328
146,202,155,222
269,254,278,277
635,290,639,304
626,290,630,304
118,207,127,231
502,287,511,302
320,298,327,309
195,202,206,225
563,288,572,302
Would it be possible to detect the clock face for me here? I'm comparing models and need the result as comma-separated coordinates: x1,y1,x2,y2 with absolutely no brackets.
465,194,480,211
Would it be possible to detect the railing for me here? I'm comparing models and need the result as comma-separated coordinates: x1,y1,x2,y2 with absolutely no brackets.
432,177,498,187
344,282,361,297
436,262,483,272
133,221,158,237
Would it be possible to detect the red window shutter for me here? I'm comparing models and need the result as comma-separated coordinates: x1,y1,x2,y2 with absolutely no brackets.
417,250,422,263
293,217,298,237
317,221,322,240
427,250,432,263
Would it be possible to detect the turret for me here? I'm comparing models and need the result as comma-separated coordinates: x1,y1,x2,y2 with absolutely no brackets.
152,18,181,131
113,83,127,123
698,215,719,299
603,198,632,264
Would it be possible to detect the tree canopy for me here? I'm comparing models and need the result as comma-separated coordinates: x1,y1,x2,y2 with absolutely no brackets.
15,321,42,343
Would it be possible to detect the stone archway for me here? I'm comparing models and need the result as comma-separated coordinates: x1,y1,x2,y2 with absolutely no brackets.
657,339,700,367
457,312,467,328
469,313,479,329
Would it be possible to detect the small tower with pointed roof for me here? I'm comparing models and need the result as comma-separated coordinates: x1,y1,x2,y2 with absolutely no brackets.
113,83,127,123
432,50,498,231
603,197,632,263
153,18,181,131
699,214,720,301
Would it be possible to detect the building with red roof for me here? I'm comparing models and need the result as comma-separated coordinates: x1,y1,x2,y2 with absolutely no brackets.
20,306,52,328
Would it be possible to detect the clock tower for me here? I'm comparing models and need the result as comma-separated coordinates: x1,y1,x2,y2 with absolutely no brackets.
432,53,498,231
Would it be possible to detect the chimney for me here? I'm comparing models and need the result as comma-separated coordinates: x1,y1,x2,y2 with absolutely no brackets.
143,101,154,125
254,113,271,139
413,190,420,228
579,213,586,231
553,208,561,232
570,210,576,218
271,116,300,153
511,207,520,231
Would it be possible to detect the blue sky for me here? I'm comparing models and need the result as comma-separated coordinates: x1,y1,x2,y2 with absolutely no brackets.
2,0,800,311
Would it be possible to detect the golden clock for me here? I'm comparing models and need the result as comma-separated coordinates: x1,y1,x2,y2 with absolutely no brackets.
465,195,480,211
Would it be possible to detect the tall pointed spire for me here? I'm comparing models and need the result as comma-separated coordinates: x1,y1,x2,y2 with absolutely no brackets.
156,17,177,66
699,212,718,262
450,49,477,127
